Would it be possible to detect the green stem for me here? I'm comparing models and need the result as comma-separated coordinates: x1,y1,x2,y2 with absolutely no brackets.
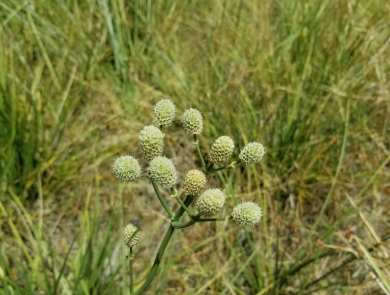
151,180,175,219
129,247,134,295
134,224,175,295
171,188,195,218
141,173,150,178
134,196,194,295
207,160,242,174
173,215,232,228
205,163,214,173
172,220,196,229
196,215,232,222
193,134,206,170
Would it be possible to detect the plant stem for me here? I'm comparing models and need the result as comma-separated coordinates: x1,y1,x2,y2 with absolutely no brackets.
134,195,194,294
171,188,195,218
173,215,232,228
193,134,206,170
196,215,232,222
151,180,175,219
172,220,196,229
129,247,134,295
207,160,242,174
134,224,175,295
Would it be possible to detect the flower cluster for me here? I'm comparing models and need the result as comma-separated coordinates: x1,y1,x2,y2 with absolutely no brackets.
196,188,226,217
113,99,267,252
124,222,142,247
112,99,268,295
183,169,207,196
209,136,235,165
149,156,178,188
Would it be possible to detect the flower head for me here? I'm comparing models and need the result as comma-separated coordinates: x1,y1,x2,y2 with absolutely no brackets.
239,142,265,165
183,169,207,196
182,108,203,134
232,202,262,226
209,136,235,165
195,188,225,217
124,222,142,247
153,99,175,127
113,155,141,182
138,125,165,162
149,156,178,188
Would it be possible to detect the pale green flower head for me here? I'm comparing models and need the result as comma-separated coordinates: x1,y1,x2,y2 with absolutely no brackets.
232,202,262,226
183,169,207,196
209,136,235,165
124,222,142,247
149,156,178,188
182,108,203,134
138,125,165,162
195,188,225,217
153,99,175,127
239,142,265,165
113,155,141,182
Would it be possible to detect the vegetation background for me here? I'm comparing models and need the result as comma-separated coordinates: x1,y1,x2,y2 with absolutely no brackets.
1,0,390,294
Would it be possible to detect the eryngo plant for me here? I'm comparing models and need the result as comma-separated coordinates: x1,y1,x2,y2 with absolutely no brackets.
113,100,265,294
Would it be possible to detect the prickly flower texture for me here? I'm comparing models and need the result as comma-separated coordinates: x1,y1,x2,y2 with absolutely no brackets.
209,136,235,165
124,222,142,247
239,142,265,165
183,169,207,196
182,108,203,134
112,155,141,182
138,125,165,162
232,202,262,226
195,188,225,217
153,99,176,127
149,156,178,188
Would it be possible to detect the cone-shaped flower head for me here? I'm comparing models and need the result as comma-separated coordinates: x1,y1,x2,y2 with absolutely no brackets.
153,99,175,127
182,108,203,134
113,155,141,182
124,222,142,247
138,125,165,162
239,142,265,165
183,169,207,196
195,188,225,217
232,202,262,226
209,136,235,165
149,156,178,188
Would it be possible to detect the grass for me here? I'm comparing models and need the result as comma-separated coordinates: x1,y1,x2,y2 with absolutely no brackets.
1,0,390,294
